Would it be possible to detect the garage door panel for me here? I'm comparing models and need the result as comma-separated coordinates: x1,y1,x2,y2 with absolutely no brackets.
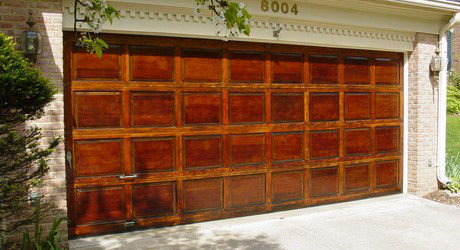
271,53,304,83
310,130,340,160
183,135,223,170
75,92,122,128
229,174,265,208
309,55,339,84
76,186,125,225
344,56,370,85
344,93,371,121
183,92,222,125
75,139,123,177
272,132,304,163
131,92,175,127
344,128,371,157
310,167,339,197
133,182,176,218
375,58,400,85
376,160,399,187
130,46,174,81
376,126,400,153
132,138,175,173
66,35,403,236
271,93,304,123
272,171,304,203
74,47,122,80
229,134,265,167
375,93,399,119
229,93,265,124
344,164,370,193
183,178,223,212
182,48,222,82
229,51,265,83
310,93,339,122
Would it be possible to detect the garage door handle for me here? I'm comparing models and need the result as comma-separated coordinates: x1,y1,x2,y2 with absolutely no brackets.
119,174,138,181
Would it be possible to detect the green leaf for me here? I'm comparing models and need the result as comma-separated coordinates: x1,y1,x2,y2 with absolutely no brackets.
97,39,108,49
95,45,103,59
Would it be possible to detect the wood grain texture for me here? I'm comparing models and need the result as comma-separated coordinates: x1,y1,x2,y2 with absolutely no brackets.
65,33,403,237
271,53,304,83
132,138,175,173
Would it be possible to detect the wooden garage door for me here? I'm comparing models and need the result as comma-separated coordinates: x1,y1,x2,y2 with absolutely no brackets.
64,33,403,237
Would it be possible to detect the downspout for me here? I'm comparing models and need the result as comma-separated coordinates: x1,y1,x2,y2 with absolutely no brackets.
437,12,460,186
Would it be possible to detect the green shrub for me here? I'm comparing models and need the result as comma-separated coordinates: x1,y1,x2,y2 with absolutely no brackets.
0,32,60,246
447,85,460,114
446,151,460,193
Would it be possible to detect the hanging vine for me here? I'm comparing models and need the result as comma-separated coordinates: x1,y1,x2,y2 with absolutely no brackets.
73,0,251,58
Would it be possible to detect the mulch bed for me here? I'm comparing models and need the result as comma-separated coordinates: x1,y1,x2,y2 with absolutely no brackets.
424,190,460,208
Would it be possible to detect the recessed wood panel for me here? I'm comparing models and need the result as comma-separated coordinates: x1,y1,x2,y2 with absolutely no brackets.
376,160,398,187
376,126,400,153
229,134,265,167
229,93,265,124
344,128,371,156
183,178,223,212
310,130,339,160
183,92,222,125
75,92,122,128
271,53,304,83
76,186,124,225
230,51,265,82
376,93,399,119
272,171,303,203
272,132,304,163
132,138,175,173
133,182,175,218
131,92,175,127
310,55,339,84
182,48,221,82
74,47,121,80
310,93,339,122
344,164,370,192
230,174,265,208
271,93,304,123
375,58,399,85
344,56,370,84
310,167,338,197
75,140,122,177
130,46,174,81
344,93,371,121
183,136,223,169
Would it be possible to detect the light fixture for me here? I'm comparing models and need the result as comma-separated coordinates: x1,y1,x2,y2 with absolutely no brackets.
21,11,42,63
430,45,443,81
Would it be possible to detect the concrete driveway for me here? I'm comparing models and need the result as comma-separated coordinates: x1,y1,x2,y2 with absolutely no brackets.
69,194,460,250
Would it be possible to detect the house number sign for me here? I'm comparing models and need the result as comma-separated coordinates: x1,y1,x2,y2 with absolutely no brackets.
260,0,299,15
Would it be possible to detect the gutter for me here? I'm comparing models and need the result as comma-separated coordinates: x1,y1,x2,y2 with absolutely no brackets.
437,11,460,186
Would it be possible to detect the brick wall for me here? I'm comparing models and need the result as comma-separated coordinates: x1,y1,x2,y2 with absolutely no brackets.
407,33,439,195
0,0,66,238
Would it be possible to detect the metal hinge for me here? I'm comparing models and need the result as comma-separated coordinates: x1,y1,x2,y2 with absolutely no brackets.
124,221,135,227
66,151,72,169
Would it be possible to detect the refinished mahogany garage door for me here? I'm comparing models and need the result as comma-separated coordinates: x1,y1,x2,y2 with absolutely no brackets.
64,33,403,237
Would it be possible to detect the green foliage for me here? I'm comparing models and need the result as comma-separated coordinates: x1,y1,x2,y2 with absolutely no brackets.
78,33,108,58
0,33,60,246
446,151,460,193
447,85,460,114
448,71,460,114
0,33,57,124
21,201,65,250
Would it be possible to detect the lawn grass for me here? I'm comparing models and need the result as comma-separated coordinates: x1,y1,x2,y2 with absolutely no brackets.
447,116,460,164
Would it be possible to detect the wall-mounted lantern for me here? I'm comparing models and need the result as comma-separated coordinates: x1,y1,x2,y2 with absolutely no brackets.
21,11,42,63
430,45,443,82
